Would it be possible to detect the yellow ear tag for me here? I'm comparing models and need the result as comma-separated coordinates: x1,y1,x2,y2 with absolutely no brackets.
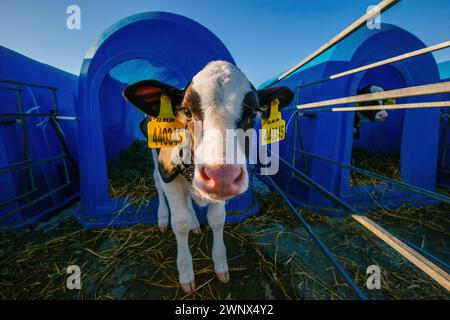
261,98,286,145
147,94,185,148
384,98,396,105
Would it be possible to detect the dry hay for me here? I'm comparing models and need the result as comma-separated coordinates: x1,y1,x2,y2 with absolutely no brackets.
350,148,401,186
239,191,450,300
108,140,156,201
324,205,449,300
1,187,447,300
0,141,448,300
0,206,290,300
0,190,336,300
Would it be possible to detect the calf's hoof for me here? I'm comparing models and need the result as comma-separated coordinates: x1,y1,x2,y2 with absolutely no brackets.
158,226,168,233
191,227,202,235
180,281,196,294
216,271,230,284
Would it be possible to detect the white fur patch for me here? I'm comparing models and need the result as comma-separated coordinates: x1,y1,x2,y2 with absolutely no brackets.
369,85,389,121
191,61,251,166
375,110,388,121
368,85,384,93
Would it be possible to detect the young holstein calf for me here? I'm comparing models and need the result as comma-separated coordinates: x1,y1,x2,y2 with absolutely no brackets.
353,84,389,139
123,61,293,293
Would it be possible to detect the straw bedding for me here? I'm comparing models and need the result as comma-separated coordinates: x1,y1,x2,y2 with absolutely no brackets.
350,148,401,186
0,142,448,300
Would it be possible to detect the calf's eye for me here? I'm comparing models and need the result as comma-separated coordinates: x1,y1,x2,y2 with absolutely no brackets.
180,107,192,120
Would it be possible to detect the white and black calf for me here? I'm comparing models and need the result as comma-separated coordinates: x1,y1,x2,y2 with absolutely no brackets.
353,84,388,139
123,61,294,293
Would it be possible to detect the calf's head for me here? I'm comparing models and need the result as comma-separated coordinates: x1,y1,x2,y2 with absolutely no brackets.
356,84,389,122
123,61,293,202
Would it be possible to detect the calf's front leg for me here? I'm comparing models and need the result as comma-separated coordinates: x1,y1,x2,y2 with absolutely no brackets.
187,196,201,235
162,176,195,293
207,202,229,283
154,171,170,233
152,149,169,233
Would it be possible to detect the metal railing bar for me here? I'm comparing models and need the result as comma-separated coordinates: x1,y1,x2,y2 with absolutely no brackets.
0,159,33,172
0,192,79,231
0,188,39,209
0,113,77,118
0,183,72,222
0,113,55,117
0,154,67,176
296,81,450,110
438,167,450,174
294,101,450,113
270,151,364,215
297,40,450,90
273,0,400,83
51,87,59,114
0,85,22,92
399,238,450,273
265,175,368,300
332,101,450,112
0,79,58,91
295,148,450,204
16,89,36,200
331,41,450,80
352,214,450,290
265,152,450,291
296,114,311,175
49,115,73,181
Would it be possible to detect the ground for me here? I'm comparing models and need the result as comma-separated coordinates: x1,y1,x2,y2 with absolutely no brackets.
0,187,448,300
0,142,448,300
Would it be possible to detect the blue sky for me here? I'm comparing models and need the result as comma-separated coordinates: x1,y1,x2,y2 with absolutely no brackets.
0,0,449,86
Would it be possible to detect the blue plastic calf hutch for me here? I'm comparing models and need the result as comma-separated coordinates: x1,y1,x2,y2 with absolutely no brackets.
0,46,80,231
76,12,258,228
261,24,442,215
437,61,450,188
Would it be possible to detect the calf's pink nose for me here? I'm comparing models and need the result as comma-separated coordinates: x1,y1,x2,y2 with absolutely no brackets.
198,164,244,197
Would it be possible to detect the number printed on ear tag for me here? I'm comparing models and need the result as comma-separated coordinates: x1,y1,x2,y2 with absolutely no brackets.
147,94,186,148
261,98,286,145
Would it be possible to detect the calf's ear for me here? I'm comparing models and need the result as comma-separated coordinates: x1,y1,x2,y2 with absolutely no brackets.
257,86,294,116
123,80,183,117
